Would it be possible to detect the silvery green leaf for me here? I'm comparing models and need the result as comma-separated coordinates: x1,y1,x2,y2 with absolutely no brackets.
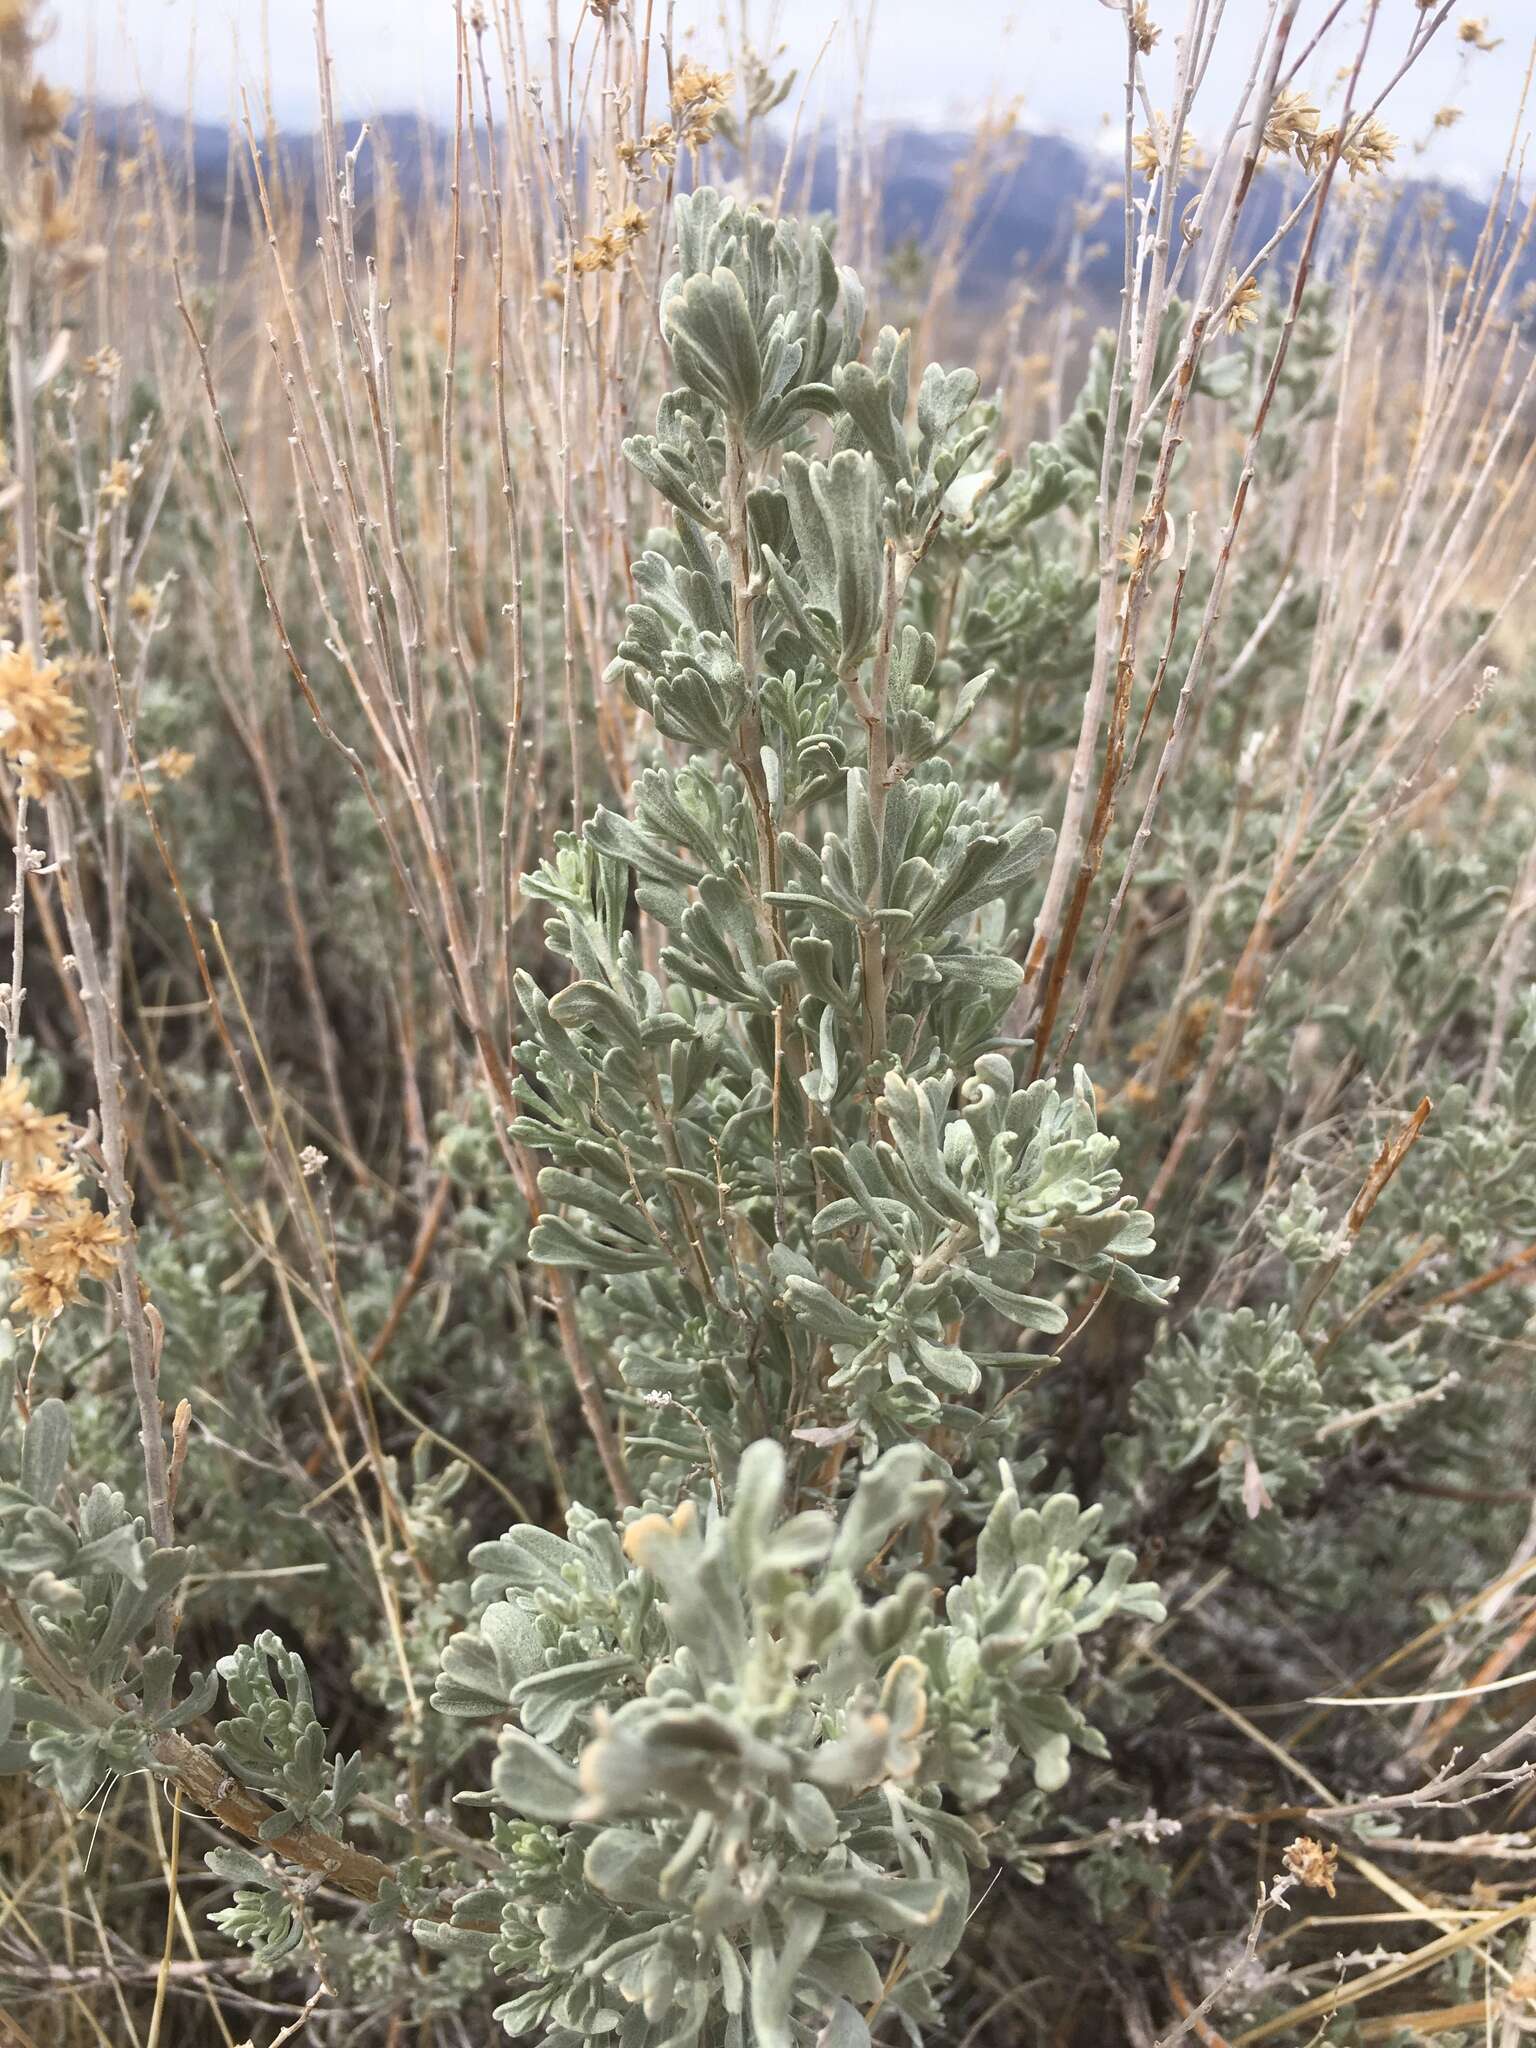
785,1870,948,1937
468,1523,575,1605
490,1726,583,1821
1514,1039,1536,1120
757,1508,837,1575
789,936,852,1012
412,1919,497,1957
833,358,912,486
964,1268,1067,1333
536,1168,653,1242
586,806,705,890
209,1875,303,1965
727,1438,786,1580
547,980,643,1057
72,1523,150,1590
750,1901,826,2048
664,267,763,420
829,1443,939,1573
432,1600,543,1716
10,1690,90,1736
778,1269,876,1343
1090,1547,1166,1623
20,1400,69,1507
583,1826,670,1905
846,769,879,900
28,1728,107,1808
882,1072,973,1225
529,1214,662,1273
781,450,885,671
93,1548,188,1665
1029,1729,1073,1792
916,361,979,458
512,1654,632,1744
933,949,1024,993
623,430,720,529
816,1999,872,2048
785,1780,839,1852
206,1844,279,1891
0,1642,19,1749
911,1335,980,1393
571,1713,661,1817
803,1005,841,1108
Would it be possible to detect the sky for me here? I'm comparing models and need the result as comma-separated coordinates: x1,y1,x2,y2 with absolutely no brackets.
43,0,1536,194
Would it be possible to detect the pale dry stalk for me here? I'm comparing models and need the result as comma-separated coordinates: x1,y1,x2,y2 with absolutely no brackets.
2,64,177,1580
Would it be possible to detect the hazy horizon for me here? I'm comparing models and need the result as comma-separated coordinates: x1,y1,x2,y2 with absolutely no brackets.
45,0,1536,197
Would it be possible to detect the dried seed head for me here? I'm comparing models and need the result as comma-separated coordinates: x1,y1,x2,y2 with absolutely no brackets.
670,59,732,150
1129,3,1159,52
1223,269,1261,334
1261,88,1320,163
0,641,91,795
1133,113,1195,182
1305,115,1397,180
1282,1836,1338,1897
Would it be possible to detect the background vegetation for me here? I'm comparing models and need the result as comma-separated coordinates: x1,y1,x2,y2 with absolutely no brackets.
3,1,1536,2042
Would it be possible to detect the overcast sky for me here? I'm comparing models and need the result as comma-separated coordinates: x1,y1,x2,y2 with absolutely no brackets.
44,0,1536,193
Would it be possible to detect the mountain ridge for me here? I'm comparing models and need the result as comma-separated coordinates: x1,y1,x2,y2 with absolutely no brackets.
80,102,1531,305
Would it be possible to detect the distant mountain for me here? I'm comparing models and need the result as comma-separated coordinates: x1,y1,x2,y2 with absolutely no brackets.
79,102,1532,308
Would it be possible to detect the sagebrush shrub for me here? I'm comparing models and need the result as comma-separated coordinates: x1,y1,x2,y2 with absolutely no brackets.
2,0,1534,2040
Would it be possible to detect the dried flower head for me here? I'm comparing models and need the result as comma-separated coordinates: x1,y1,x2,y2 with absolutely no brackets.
1129,2,1159,52
1132,113,1194,182
1458,16,1500,49
99,458,133,507
0,1184,38,1259
1117,1076,1160,1113
565,203,649,280
0,1067,121,1324
18,78,69,148
16,1158,82,1213
1223,269,1261,334
619,120,679,179
0,1069,69,1172
1342,115,1396,179
1282,1836,1338,1897
670,59,732,150
0,642,91,795
1261,88,1320,163
80,346,122,384
1306,115,1396,180
13,172,105,287
29,1203,124,1288
10,1265,71,1324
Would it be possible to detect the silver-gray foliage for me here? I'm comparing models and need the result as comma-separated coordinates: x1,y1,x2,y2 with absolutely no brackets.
423,1440,1162,2045
513,190,1172,1490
